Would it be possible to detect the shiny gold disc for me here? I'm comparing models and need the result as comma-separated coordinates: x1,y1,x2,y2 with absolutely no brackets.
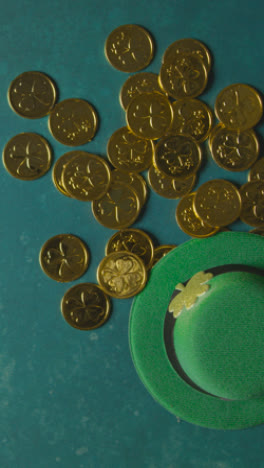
2,132,52,180
126,92,173,140
97,251,147,299
92,179,141,229
62,151,111,201
215,84,263,131
248,158,264,182
111,169,148,207
61,283,111,330
152,245,177,267
105,229,154,270
148,164,196,199
154,135,202,180
162,38,212,72
48,98,98,146
210,126,259,171
105,24,154,73
52,152,76,197
194,179,242,227
8,71,57,118
107,126,154,173
240,181,264,227
168,98,213,142
39,234,90,282
176,192,219,237
120,72,163,110
159,54,208,100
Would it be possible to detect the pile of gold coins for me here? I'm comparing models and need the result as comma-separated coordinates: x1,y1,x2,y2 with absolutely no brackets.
3,24,264,330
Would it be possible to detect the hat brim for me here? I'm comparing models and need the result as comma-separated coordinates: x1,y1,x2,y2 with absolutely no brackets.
129,232,264,430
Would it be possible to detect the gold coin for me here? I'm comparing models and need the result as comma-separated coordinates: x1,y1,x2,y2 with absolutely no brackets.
2,132,52,180
61,283,111,330
215,84,263,131
210,126,259,171
176,192,219,237
154,135,202,180
105,229,154,270
126,92,173,140
159,54,208,100
111,169,148,207
8,71,57,118
48,98,98,146
107,126,154,173
194,179,242,227
39,234,89,282
248,158,264,182
105,24,154,73
168,98,213,143
250,227,264,236
240,181,264,227
120,72,163,110
152,245,177,267
92,180,141,229
52,152,76,197
208,123,226,150
148,164,196,199
62,151,111,201
97,251,147,299
162,38,212,72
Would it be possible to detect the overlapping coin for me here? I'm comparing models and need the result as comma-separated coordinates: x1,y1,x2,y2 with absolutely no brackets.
105,229,154,270
248,158,264,182
240,181,264,227
152,245,177,267
168,98,213,142
176,192,219,237
120,72,163,110
148,165,196,199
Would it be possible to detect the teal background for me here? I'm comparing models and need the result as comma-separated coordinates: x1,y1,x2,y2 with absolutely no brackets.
0,0,263,467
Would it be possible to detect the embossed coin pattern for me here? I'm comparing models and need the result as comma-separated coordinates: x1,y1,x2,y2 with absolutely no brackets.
8,71,57,119
194,179,242,227
148,165,196,199
120,72,163,110
152,245,177,267
97,251,147,299
176,193,219,237
52,151,76,197
61,283,111,330
111,169,148,207
105,24,154,73
39,234,90,282
106,229,154,270
162,38,212,72
240,181,264,227
49,98,98,146
2,133,52,180
168,98,213,142
248,158,264,182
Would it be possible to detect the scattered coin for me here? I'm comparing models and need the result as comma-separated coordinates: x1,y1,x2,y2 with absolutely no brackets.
162,38,212,72
215,84,263,131
154,135,202,180
2,132,52,180
148,164,196,199
176,192,219,237
61,283,111,330
126,92,173,140
48,98,98,146
168,98,213,142
8,71,57,119
107,126,154,173
120,72,163,110
62,151,111,201
248,157,264,181
152,245,177,267
39,234,89,282
111,169,148,207
105,24,154,72
105,229,154,270
97,251,147,299
194,179,242,227
52,152,76,197
210,126,259,171
240,181,264,227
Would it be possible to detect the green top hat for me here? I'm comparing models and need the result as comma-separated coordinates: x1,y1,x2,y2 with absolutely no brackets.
129,232,264,430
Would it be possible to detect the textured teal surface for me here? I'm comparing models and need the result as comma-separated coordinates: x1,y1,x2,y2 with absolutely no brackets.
1,0,264,466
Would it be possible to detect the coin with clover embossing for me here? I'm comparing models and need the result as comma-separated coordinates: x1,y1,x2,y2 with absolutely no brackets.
162,38,212,72
2,132,52,180
120,72,163,110
154,135,202,180
8,71,57,118
248,158,264,182
62,151,111,201
111,169,148,207
126,92,173,140
48,98,98,146
52,151,77,197
176,192,219,237
152,245,177,267
61,283,111,330
39,234,89,282
240,181,264,227
105,229,154,270
148,164,196,199
107,127,154,173
97,251,147,299
105,24,154,73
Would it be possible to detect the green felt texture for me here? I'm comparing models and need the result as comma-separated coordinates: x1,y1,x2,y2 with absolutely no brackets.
174,272,264,400
129,232,264,429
